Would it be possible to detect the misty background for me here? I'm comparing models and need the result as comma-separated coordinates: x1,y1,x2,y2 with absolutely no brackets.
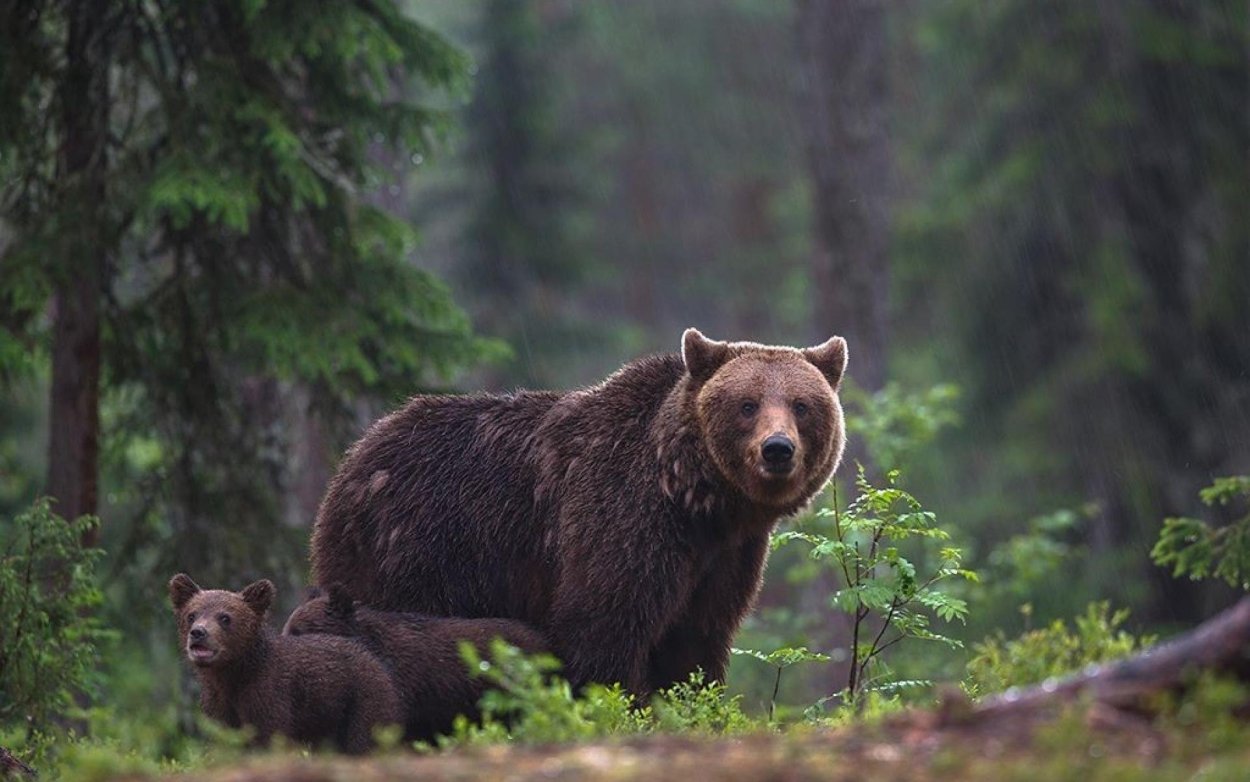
1,0,1247,714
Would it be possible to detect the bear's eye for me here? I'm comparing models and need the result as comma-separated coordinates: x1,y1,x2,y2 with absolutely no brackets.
793,401,809,417
740,401,758,418
187,612,197,623
217,613,231,627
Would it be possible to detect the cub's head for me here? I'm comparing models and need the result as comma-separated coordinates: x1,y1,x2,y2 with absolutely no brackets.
682,328,847,511
168,573,274,667
281,583,357,638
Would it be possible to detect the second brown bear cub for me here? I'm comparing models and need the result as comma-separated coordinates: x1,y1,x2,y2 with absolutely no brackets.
169,574,401,754
283,584,548,743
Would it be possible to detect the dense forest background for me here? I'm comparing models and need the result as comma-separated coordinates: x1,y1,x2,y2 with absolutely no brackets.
1,0,1248,738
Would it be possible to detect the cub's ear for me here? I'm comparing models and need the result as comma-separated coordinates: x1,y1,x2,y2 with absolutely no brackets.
803,336,848,388
325,583,355,617
169,573,201,611
682,328,732,383
240,579,276,617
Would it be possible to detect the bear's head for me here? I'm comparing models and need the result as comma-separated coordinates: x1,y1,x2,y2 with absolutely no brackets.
682,328,847,512
281,583,357,638
169,573,274,667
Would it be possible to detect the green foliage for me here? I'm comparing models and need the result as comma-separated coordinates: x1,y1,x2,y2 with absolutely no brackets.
731,646,829,722
968,505,1103,637
0,499,113,732
0,0,498,594
1152,476,1250,591
898,0,1250,621
650,671,753,736
773,467,977,708
443,640,751,747
844,382,960,472
446,640,643,745
964,602,1153,698
983,508,1083,602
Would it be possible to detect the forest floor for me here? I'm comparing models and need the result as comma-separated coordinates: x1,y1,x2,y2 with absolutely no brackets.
153,705,1247,782
151,596,1250,782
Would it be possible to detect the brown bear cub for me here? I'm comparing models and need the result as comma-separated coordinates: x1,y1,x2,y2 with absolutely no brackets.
169,574,401,754
311,328,847,696
283,584,548,743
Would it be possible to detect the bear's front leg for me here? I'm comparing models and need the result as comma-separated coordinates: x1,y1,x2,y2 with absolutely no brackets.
647,530,771,692
548,542,695,695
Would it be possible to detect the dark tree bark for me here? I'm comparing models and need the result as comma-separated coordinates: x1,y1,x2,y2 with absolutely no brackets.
45,2,111,542
796,0,893,393
793,0,897,700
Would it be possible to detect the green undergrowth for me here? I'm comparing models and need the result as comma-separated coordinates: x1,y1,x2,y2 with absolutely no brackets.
11,675,1250,782
4,467,1248,780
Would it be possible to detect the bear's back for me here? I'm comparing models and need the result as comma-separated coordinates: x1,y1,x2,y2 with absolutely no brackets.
262,634,399,743
312,391,561,617
310,355,687,623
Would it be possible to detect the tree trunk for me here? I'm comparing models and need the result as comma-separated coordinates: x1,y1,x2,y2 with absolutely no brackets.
45,2,110,542
793,0,896,700
796,0,892,393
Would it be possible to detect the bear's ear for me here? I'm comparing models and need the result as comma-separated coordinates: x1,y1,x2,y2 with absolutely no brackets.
169,573,201,611
803,336,848,388
240,579,276,617
325,583,355,617
682,328,732,383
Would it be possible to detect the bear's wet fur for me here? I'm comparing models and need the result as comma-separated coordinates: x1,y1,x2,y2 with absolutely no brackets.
282,583,549,742
168,573,402,754
310,328,847,695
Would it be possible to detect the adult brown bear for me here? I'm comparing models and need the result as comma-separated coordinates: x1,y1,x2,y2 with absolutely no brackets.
310,329,847,695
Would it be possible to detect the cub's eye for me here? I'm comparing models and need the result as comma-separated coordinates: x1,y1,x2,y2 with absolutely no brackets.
187,612,197,623
740,401,758,418
217,613,231,626
793,401,809,417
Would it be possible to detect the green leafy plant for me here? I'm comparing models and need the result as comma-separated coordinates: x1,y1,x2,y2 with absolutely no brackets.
650,671,753,735
0,498,113,733
1152,476,1250,591
844,382,960,471
730,646,829,722
964,602,1153,697
445,640,753,747
774,467,977,709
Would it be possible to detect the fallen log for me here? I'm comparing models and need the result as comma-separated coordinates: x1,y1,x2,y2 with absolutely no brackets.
973,594,1250,720
0,745,36,778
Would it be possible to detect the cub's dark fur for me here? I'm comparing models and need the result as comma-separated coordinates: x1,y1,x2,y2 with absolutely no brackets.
169,573,401,754
283,584,549,742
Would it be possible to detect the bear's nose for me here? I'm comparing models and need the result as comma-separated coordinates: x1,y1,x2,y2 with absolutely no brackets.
189,626,207,641
761,434,795,466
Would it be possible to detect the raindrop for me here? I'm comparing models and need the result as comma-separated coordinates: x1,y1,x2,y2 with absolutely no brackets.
388,184,400,196
372,132,385,144
410,152,424,166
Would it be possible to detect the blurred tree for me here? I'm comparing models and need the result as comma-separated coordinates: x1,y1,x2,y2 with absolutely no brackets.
456,0,599,388
0,1,492,581
575,0,814,352
900,0,1250,622
796,0,893,393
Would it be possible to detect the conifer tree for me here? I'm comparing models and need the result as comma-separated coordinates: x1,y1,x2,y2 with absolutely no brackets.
0,1,490,575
